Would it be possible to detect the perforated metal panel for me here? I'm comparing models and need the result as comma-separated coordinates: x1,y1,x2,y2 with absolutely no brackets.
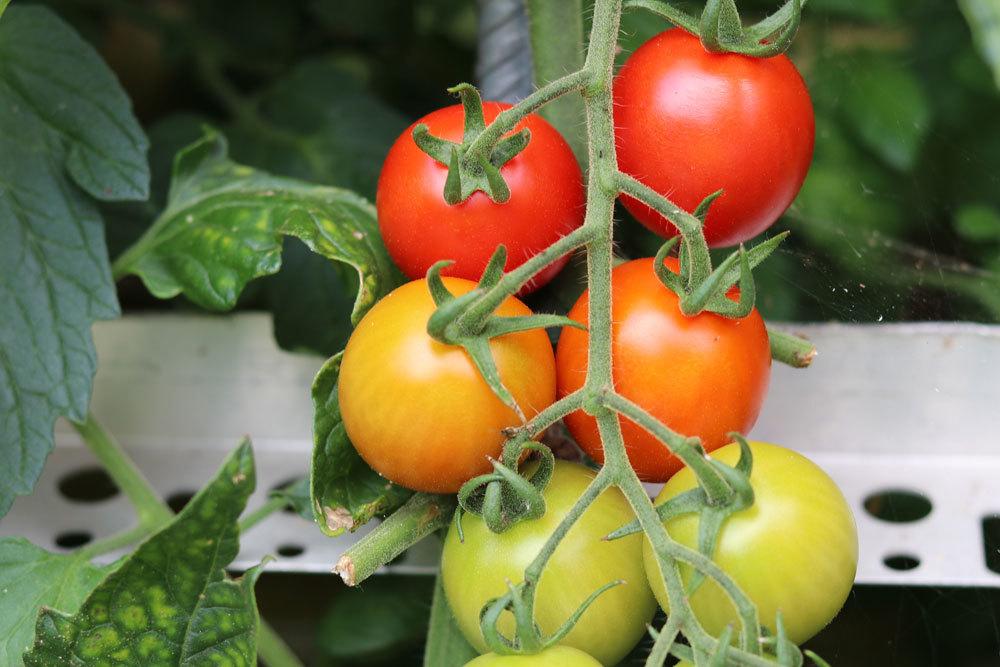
1,315,998,587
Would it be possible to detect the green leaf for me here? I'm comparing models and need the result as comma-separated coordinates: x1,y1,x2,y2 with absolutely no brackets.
227,58,408,199
23,440,263,667
423,573,478,667
838,53,932,171
269,476,312,521
317,575,435,664
311,353,412,537
115,129,398,325
956,204,1000,242
959,0,1000,89
0,5,149,517
0,539,110,667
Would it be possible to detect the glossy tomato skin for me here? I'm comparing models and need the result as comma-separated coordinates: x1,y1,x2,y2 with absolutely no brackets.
377,102,584,293
442,461,656,665
614,28,814,247
555,257,771,482
338,277,556,493
644,441,858,644
464,646,602,667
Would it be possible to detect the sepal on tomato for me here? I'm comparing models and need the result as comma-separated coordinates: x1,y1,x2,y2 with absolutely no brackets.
698,0,802,57
412,83,532,205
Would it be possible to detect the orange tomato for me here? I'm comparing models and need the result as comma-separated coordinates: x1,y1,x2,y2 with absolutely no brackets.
338,277,556,493
555,258,771,481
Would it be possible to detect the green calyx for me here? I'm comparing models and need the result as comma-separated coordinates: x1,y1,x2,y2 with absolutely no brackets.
425,245,583,419
624,0,806,58
413,83,531,204
653,230,789,319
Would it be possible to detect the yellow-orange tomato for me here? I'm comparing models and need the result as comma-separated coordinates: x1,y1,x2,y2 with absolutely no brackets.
338,277,556,493
555,257,771,482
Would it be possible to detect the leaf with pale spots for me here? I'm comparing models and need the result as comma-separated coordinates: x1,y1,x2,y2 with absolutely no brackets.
115,128,399,323
23,440,264,666
311,353,412,537
0,5,149,518
0,539,112,667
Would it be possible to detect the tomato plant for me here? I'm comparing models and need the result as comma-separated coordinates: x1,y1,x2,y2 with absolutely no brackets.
441,461,656,665
338,277,556,493
556,257,771,481
377,102,585,293
643,441,858,645
614,28,814,247
464,646,602,666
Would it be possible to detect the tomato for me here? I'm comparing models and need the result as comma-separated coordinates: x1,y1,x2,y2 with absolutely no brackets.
643,441,858,644
555,257,771,482
338,277,556,493
377,102,585,293
464,646,602,666
442,461,656,665
614,28,814,247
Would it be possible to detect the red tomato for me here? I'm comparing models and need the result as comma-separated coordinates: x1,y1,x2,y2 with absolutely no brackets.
555,258,771,481
614,28,814,247
338,277,557,493
377,102,585,293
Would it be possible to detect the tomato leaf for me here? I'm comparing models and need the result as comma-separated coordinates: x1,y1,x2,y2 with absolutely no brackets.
0,540,111,667
311,353,412,537
269,475,312,521
423,573,479,667
115,129,398,325
227,58,408,200
22,440,263,666
0,5,149,518
317,575,435,662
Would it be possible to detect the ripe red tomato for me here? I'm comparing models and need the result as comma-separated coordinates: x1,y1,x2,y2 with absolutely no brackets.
338,277,556,493
614,28,814,247
644,441,858,644
442,461,656,665
377,102,585,293
555,257,771,481
464,646,602,666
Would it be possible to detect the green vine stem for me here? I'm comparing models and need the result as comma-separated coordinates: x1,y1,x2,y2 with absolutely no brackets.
257,618,306,667
333,493,455,585
72,412,173,528
407,0,822,664
768,327,817,367
0,0,11,21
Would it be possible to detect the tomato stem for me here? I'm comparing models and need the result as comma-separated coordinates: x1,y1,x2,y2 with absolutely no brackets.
72,412,173,529
332,493,454,586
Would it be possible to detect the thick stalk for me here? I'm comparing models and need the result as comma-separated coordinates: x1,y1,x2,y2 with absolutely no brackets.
334,493,455,586
257,618,305,667
72,413,172,527
768,327,817,368
525,0,588,163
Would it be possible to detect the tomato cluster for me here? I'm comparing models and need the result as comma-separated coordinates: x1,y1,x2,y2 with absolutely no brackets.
338,24,855,667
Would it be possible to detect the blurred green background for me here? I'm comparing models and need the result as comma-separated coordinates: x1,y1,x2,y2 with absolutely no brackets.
35,1,1000,664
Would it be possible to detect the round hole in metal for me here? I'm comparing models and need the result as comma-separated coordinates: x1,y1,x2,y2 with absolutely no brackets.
58,467,119,503
883,554,920,571
55,531,93,549
863,489,932,523
276,544,305,558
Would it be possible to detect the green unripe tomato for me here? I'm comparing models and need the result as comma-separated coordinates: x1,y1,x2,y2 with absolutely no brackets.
442,461,656,665
464,646,602,666
643,441,857,645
